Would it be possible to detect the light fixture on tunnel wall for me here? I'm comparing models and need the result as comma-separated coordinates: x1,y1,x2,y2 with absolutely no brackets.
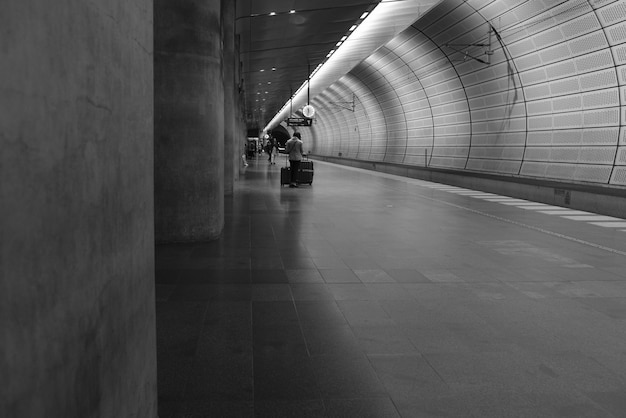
443,24,496,65
330,93,355,112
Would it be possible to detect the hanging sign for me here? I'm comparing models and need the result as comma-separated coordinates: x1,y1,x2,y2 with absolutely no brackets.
287,117,312,126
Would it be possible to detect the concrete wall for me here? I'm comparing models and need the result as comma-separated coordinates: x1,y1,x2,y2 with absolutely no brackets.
308,0,626,191
154,0,225,242
0,1,156,417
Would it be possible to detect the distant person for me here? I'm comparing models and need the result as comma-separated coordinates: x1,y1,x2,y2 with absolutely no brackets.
242,143,248,167
285,132,304,188
270,140,279,165
266,139,273,162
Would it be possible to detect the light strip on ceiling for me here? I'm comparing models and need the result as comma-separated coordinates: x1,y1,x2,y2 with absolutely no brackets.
263,0,440,132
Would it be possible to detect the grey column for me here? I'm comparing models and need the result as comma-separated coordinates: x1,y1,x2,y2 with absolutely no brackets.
2,1,156,416
223,0,236,195
155,0,224,242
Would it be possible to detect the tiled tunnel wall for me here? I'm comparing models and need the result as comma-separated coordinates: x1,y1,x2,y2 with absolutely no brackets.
304,0,626,186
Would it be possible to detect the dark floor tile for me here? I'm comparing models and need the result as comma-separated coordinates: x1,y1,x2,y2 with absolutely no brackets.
156,284,177,301
156,268,181,284
324,397,400,418
156,400,181,418
160,269,250,284
253,301,300,324
290,284,335,301
320,269,361,283
282,257,317,269
368,354,448,399
168,284,252,301
343,257,381,269
385,269,431,283
302,325,362,358
351,326,417,355
391,392,474,418
254,355,320,401
157,301,208,400
295,301,349,328
185,352,253,401
157,355,196,402
337,300,395,327
286,269,325,283
156,301,207,355
254,400,326,418
312,256,349,269
184,257,251,270
327,283,374,301
465,389,614,418
251,256,284,270
366,283,415,300
252,284,293,301
253,320,307,349
311,355,387,399
176,400,254,418
251,269,289,283
353,269,395,283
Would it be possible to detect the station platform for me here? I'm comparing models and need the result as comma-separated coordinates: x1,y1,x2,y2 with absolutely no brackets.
156,156,626,417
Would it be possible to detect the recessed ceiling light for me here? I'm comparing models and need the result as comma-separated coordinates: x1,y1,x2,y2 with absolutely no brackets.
267,81,272,84
289,10,296,14
269,11,276,16
271,67,276,71
260,69,265,72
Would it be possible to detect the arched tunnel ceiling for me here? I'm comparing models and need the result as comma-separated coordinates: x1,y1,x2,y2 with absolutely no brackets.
303,0,626,187
236,0,441,130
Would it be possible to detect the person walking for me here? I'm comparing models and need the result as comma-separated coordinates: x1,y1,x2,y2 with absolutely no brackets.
285,132,304,188
270,140,279,165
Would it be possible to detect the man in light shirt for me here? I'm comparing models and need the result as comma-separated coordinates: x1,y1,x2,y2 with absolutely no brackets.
285,132,304,188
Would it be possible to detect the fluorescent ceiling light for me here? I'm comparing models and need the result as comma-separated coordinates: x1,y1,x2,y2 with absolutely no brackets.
264,0,440,131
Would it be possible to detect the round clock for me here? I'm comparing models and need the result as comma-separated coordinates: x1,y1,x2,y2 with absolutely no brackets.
302,105,315,119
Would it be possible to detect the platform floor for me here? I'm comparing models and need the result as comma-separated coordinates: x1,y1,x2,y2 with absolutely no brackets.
156,156,626,417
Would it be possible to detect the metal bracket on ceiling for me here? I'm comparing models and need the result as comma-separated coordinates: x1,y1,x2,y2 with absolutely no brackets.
443,24,495,65
330,94,356,112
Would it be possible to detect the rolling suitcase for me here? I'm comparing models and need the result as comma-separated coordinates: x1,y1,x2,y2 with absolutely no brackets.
298,160,314,185
280,157,314,186
280,166,291,186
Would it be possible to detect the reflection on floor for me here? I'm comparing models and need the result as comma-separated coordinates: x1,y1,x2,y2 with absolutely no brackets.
156,156,626,417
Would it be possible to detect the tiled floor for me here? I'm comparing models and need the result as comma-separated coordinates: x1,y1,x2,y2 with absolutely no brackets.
156,156,626,417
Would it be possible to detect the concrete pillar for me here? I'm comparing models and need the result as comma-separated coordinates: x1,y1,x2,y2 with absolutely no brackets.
223,0,236,195
155,0,224,242
1,1,156,417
